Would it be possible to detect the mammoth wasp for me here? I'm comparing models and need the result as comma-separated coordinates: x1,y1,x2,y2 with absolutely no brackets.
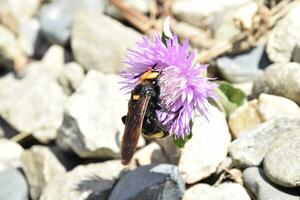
121,65,171,165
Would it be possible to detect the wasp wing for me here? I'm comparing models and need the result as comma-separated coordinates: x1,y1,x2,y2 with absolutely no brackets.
121,95,150,165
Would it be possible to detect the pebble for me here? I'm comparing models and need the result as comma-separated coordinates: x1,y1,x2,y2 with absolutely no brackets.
39,0,104,45
40,161,125,200
105,0,151,19
183,182,250,200
57,70,128,158
0,168,28,200
40,45,65,78
229,94,300,138
0,138,24,172
0,25,26,70
178,105,231,184
229,118,300,168
57,62,85,95
18,18,41,57
39,45,85,94
108,164,185,200
172,0,252,27
252,62,300,105
267,3,300,62
216,44,270,83
244,167,300,200
21,145,66,200
0,0,41,32
71,11,141,73
263,129,300,187
132,142,168,166
0,62,66,143
257,93,300,120
228,99,262,139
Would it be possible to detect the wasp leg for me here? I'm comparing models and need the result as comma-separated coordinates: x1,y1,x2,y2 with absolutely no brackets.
156,103,183,114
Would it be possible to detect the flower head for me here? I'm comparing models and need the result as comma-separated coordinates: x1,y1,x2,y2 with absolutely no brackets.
120,34,218,138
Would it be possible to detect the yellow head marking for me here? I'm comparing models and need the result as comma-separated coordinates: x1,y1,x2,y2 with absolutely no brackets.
140,71,159,81
132,95,140,100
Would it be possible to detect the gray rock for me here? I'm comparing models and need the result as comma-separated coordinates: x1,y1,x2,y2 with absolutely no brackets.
216,44,269,83
108,164,185,200
183,182,250,200
244,167,300,200
71,11,141,73
18,18,41,57
39,0,104,45
0,139,24,172
267,4,300,62
0,63,66,143
0,168,28,200
229,118,300,168
179,106,231,184
172,0,251,27
252,62,300,104
292,42,300,63
263,130,300,187
40,161,125,200
155,137,181,165
57,70,128,158
21,145,66,200
0,25,26,69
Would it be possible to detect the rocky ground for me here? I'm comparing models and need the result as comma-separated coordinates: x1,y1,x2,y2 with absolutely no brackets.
0,0,300,200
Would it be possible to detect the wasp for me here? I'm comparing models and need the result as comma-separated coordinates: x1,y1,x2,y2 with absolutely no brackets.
121,67,169,165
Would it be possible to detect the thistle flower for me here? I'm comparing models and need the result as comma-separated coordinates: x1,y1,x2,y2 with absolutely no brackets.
120,34,218,138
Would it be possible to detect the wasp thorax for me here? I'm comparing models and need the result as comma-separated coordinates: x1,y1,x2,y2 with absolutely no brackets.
140,71,160,81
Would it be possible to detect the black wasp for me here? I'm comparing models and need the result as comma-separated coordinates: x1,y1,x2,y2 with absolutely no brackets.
121,65,170,165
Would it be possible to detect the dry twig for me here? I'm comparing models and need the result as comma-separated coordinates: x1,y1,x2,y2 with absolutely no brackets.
196,0,297,63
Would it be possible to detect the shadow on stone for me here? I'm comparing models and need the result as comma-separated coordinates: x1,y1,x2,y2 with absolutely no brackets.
258,168,300,197
0,116,18,138
76,175,115,200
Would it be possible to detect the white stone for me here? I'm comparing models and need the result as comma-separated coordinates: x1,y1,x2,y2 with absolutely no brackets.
0,139,24,172
57,70,129,158
21,146,66,200
178,106,231,184
183,182,250,200
0,63,66,143
72,11,141,73
40,161,125,200
267,3,300,62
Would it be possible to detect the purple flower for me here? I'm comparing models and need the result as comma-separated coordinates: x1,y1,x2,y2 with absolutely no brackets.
120,34,218,138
